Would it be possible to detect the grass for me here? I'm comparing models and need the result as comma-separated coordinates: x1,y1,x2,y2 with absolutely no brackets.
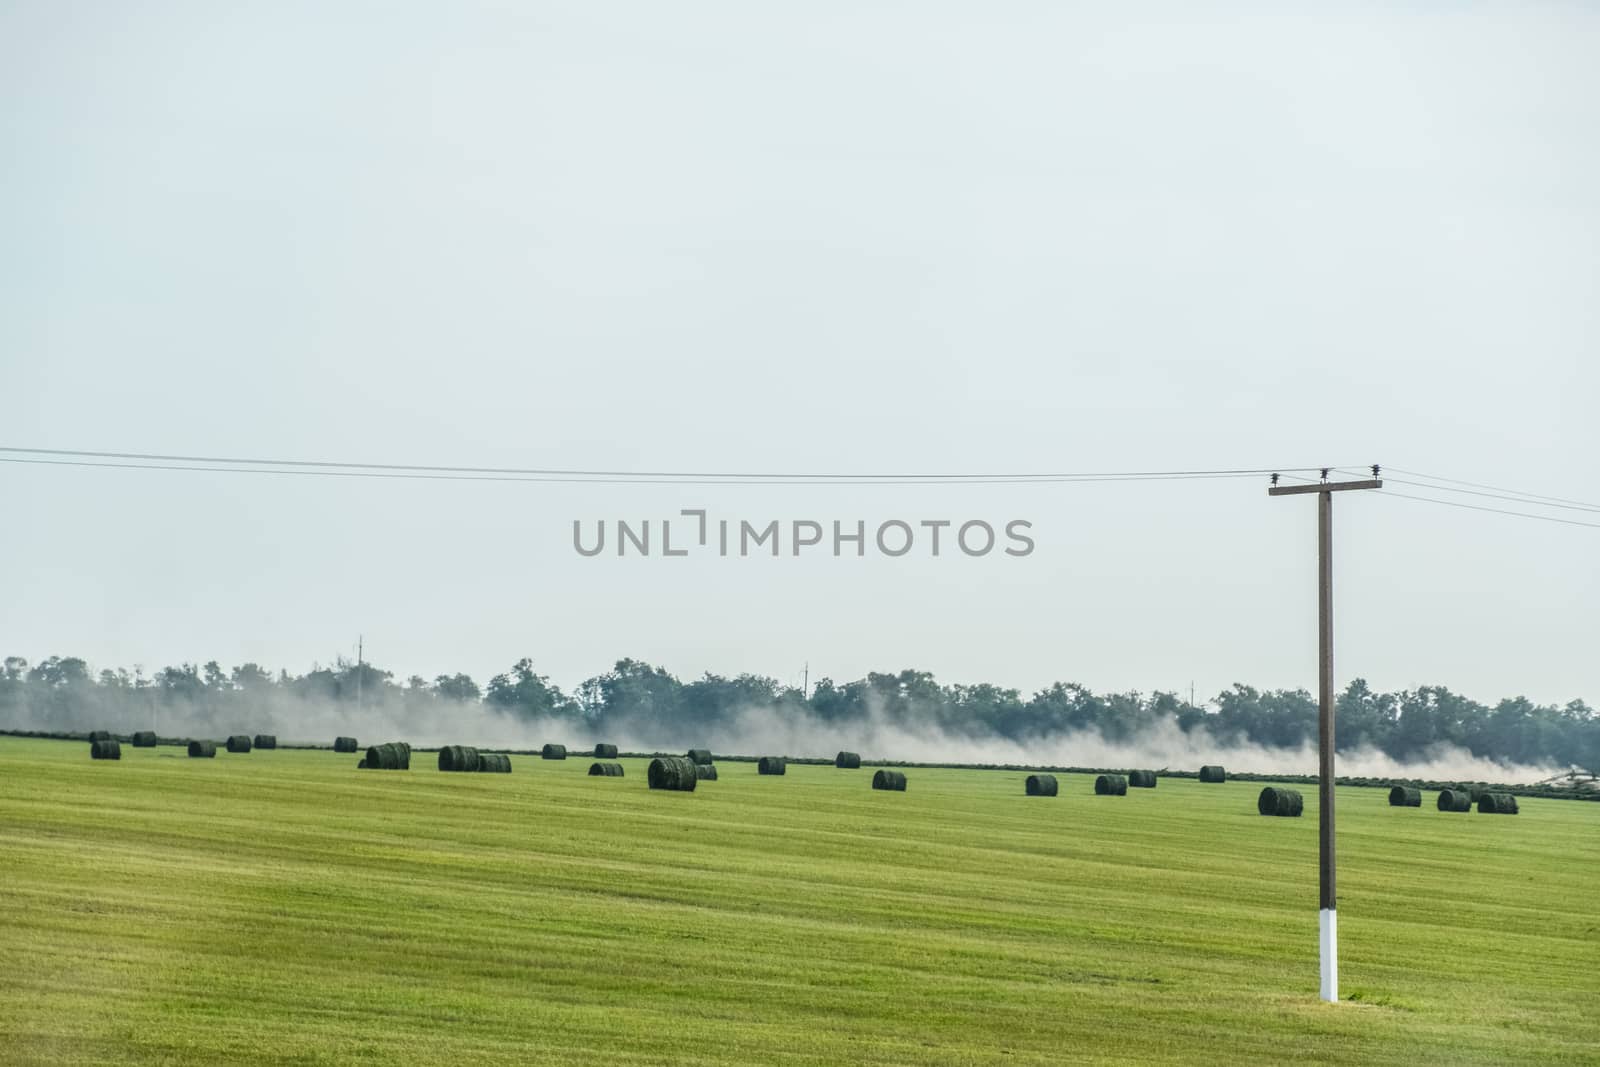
0,737,1596,1065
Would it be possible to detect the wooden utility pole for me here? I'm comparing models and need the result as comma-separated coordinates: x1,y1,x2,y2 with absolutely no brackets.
1268,468,1381,1003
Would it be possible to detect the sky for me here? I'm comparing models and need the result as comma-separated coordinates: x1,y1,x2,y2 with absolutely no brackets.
2,2,1596,708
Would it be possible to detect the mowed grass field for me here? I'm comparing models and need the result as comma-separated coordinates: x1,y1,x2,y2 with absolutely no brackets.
1,738,1596,1065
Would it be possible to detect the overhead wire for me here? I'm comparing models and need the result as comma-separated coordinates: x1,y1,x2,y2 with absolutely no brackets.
2,447,1594,532
0,447,1347,486
1383,466,1600,512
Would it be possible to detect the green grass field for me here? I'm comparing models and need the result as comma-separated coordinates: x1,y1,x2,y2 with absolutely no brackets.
1,738,1596,1065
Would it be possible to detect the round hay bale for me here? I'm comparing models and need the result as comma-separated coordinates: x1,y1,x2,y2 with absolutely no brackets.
438,745,480,772
90,739,122,760
333,736,359,753
542,744,567,760
253,734,277,750
1437,788,1473,812
1388,785,1422,807
1258,786,1304,817
686,748,713,765
1095,774,1128,796
187,740,216,758
872,769,907,791
593,743,619,759
365,742,411,770
1199,765,1226,783
131,731,158,748
695,762,718,781
225,735,252,754
588,761,625,777
87,730,112,742
835,751,861,769
1025,774,1058,796
648,756,697,791
476,752,512,773
1478,792,1519,815
757,756,787,776
1128,770,1158,788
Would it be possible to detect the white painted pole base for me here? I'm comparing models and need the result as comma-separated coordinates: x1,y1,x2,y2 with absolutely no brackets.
1319,908,1338,1003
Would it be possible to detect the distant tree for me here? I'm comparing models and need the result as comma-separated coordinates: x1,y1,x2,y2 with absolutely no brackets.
203,661,228,691
808,677,866,722
584,659,681,728
681,673,782,728
27,656,91,688
231,664,275,690
333,658,393,702
156,664,206,701
486,658,577,720
434,673,481,702
1335,678,1397,752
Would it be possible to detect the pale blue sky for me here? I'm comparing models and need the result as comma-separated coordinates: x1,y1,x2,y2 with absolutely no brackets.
2,2,1595,705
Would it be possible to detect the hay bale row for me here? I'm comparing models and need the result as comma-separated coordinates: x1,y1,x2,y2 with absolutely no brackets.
87,729,112,742
648,756,697,791
1128,770,1157,789
594,743,618,759
438,745,479,772
589,762,625,777
1478,792,1519,815
757,756,786,776
131,731,158,748
1258,786,1304,817
476,752,512,774
254,734,277,750
695,763,718,781
188,740,216,758
542,744,567,760
364,742,411,770
1025,773,1058,796
1199,765,1226,783
226,735,252,753
1095,774,1128,796
835,751,861,769
872,769,907,791
90,739,121,760
333,736,359,753
686,748,713,765
1388,786,1422,807
1437,788,1473,812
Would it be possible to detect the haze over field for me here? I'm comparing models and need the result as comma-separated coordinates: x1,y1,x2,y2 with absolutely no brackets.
4,654,1585,783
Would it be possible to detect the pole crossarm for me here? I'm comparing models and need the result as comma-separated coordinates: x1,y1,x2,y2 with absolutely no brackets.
1267,479,1382,496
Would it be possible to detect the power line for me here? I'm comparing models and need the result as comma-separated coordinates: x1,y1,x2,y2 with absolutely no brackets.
1379,490,1600,529
0,447,1348,485
1377,477,1600,515
5,446,1595,532
0,456,1290,486
1379,466,1600,512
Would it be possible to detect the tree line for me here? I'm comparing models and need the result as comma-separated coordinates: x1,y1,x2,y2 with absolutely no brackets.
2,653,1594,771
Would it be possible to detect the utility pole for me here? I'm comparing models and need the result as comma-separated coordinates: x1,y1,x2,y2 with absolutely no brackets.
356,635,363,711
1268,466,1381,1003
802,661,809,701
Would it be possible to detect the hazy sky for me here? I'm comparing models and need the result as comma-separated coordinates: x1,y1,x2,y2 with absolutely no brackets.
3,2,1595,707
